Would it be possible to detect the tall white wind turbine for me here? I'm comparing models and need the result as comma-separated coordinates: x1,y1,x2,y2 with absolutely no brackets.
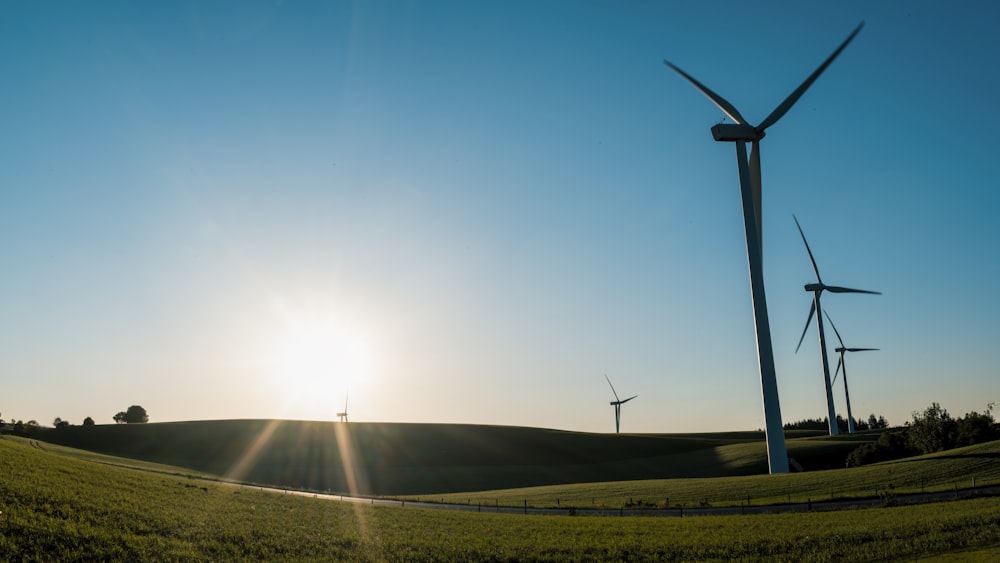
794,216,879,436
664,23,864,473
337,392,349,423
605,374,637,434
824,310,878,434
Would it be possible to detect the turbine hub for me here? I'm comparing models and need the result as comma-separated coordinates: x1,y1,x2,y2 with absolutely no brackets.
804,283,824,292
711,123,762,142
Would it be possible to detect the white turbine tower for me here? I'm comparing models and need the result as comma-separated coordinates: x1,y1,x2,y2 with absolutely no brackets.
605,374,636,434
823,310,878,434
664,23,864,473
794,216,879,435
337,392,349,423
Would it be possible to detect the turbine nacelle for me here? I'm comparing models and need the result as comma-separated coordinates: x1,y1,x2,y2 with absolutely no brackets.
711,123,763,142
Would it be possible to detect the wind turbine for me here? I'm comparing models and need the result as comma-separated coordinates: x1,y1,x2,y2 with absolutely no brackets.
336,392,349,423
604,374,636,434
664,23,864,473
794,215,879,436
824,310,878,434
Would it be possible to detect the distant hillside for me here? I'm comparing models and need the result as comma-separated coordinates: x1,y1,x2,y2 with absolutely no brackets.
42,420,852,495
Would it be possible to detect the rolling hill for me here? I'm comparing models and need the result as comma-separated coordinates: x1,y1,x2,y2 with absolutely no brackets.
39,420,862,495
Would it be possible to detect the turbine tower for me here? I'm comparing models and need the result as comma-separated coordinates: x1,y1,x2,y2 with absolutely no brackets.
336,392,349,423
824,310,878,434
605,374,636,434
794,216,879,436
664,23,864,473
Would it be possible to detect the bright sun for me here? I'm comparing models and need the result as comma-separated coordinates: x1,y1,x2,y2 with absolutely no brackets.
267,315,374,410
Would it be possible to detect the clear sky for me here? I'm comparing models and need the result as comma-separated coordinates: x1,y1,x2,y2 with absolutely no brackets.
2,1,998,433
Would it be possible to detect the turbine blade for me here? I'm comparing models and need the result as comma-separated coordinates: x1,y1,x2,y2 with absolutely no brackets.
846,347,879,352
793,215,822,283
604,374,621,402
832,355,843,385
755,22,865,133
750,140,763,250
825,285,881,295
795,300,816,354
823,309,845,348
663,60,747,124
621,395,637,404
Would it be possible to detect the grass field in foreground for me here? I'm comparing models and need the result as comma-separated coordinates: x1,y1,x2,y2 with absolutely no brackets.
421,438,1000,509
3,436,1000,561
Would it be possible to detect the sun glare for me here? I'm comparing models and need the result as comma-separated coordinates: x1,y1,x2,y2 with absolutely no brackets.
266,312,375,417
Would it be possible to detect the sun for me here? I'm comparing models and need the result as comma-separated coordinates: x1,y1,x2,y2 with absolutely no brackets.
267,315,374,411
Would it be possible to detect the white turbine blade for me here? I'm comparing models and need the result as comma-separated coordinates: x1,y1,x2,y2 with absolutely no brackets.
823,309,845,348
750,140,763,250
825,285,881,295
604,374,621,402
846,347,879,352
621,395,637,404
832,355,843,385
663,59,747,124
793,215,823,284
795,300,816,354
755,22,865,133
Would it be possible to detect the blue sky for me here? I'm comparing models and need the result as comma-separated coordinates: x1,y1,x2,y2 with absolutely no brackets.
2,1,998,433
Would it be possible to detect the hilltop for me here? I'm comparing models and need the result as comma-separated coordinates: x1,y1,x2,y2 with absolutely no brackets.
41,420,862,495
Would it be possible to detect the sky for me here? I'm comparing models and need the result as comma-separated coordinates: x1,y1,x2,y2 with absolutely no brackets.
2,1,998,434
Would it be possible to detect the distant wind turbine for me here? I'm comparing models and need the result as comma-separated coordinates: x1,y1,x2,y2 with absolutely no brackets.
824,310,878,434
794,216,879,436
664,22,865,473
337,392,349,423
604,374,636,434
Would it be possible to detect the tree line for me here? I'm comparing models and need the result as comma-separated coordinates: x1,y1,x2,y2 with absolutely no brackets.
846,402,998,467
784,413,889,432
1,405,148,436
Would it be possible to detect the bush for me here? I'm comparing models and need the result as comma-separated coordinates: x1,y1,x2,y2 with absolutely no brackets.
846,430,916,467
847,403,998,467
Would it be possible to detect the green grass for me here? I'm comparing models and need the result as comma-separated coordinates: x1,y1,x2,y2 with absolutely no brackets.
36,420,860,495
3,435,1000,561
422,438,1000,509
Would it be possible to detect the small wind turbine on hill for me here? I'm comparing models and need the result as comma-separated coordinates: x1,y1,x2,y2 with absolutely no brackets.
794,215,879,436
605,374,636,434
824,310,878,434
337,392,349,423
664,23,864,473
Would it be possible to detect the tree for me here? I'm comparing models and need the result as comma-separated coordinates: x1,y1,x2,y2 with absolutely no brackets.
846,430,916,467
53,417,70,428
907,402,956,454
954,409,998,447
124,405,148,424
114,411,127,424
83,416,95,426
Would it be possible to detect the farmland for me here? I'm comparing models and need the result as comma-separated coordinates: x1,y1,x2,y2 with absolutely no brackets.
426,438,1000,509
3,435,1000,561
39,420,857,495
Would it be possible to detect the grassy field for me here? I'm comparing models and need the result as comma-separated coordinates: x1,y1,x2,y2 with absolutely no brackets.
424,438,1000,509
38,420,856,495
3,436,1000,561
